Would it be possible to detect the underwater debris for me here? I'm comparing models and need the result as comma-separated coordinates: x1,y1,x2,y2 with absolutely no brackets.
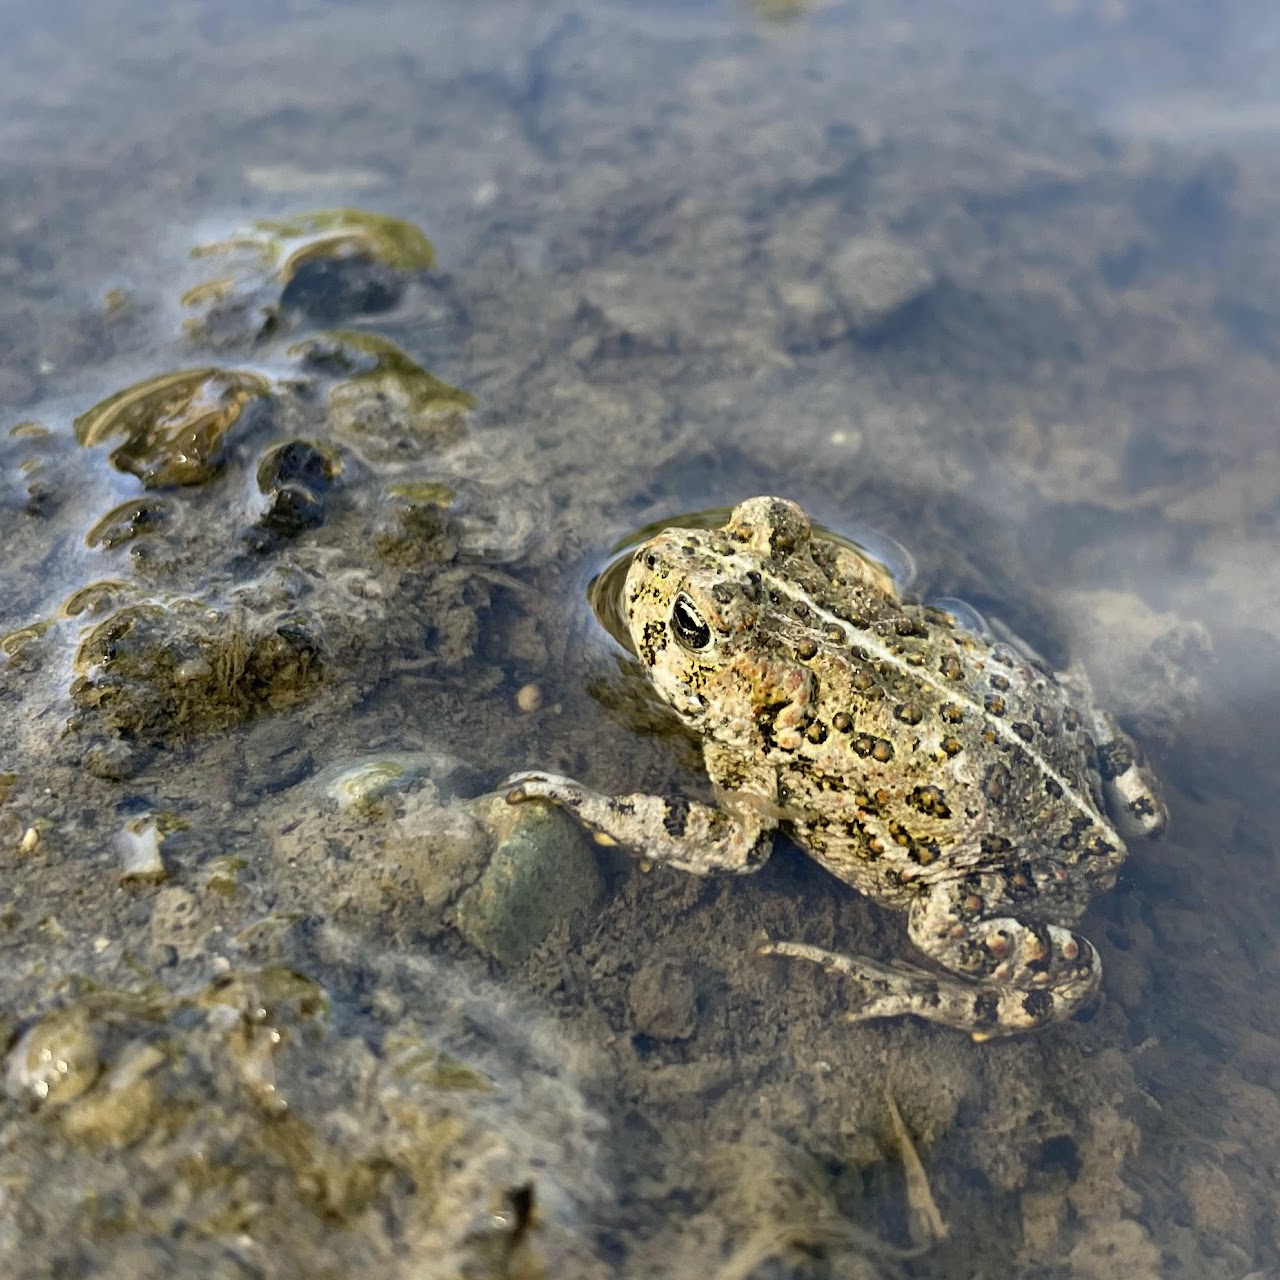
885,1086,948,1247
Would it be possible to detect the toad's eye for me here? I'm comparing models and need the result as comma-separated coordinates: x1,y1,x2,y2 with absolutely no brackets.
670,593,712,651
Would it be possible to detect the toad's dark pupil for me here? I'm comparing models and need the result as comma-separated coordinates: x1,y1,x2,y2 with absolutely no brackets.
671,594,712,651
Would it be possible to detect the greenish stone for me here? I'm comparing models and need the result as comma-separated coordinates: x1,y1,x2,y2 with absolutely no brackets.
453,800,602,966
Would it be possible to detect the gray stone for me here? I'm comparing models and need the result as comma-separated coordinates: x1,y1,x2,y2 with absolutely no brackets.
828,235,935,336
117,819,168,886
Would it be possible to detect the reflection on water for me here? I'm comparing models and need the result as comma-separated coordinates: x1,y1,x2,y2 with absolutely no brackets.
1,0,1279,1275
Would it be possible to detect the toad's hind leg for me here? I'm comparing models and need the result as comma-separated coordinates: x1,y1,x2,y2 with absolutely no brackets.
758,943,1093,1039
762,879,1102,1038
906,881,1101,1034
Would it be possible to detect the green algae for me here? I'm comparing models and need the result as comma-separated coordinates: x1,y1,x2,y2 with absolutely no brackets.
193,208,437,281
73,367,273,488
83,497,172,550
383,1031,495,1094
293,328,475,419
195,966,329,1026
60,580,135,619
181,210,438,343
253,208,438,278
202,855,249,898
374,487,460,566
322,755,425,816
0,619,53,661
386,480,456,505
69,598,323,742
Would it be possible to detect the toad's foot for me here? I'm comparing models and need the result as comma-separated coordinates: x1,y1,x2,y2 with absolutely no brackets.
760,940,1096,1040
1058,661,1167,839
503,771,775,875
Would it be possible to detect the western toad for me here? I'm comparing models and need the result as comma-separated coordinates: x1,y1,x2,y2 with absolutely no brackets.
508,497,1165,1037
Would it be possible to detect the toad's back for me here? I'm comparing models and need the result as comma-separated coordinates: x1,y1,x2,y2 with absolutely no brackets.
623,496,1145,922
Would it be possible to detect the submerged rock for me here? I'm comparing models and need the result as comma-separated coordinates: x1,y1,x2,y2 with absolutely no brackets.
453,797,603,967
245,437,341,552
775,276,848,351
278,253,402,323
1068,1219,1162,1280
149,885,204,959
0,962,607,1279
628,957,698,1042
375,480,460,565
374,470,543,567
828,234,935,337
57,1042,167,1149
256,437,340,498
293,329,475,459
5,1005,102,1108
117,818,168,885
69,596,323,745
184,208,438,343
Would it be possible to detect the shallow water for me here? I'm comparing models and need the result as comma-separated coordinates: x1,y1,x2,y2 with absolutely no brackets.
2,1,1280,1276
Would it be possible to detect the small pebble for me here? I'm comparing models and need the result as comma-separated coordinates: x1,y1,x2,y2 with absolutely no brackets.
453,799,602,966
118,819,167,885
515,683,543,714
629,958,698,1041
18,826,39,854
5,1007,101,1107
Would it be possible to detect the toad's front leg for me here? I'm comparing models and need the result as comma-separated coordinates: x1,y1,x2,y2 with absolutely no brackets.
504,772,777,876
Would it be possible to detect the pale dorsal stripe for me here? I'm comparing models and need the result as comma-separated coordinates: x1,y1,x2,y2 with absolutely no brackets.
759,567,1116,840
